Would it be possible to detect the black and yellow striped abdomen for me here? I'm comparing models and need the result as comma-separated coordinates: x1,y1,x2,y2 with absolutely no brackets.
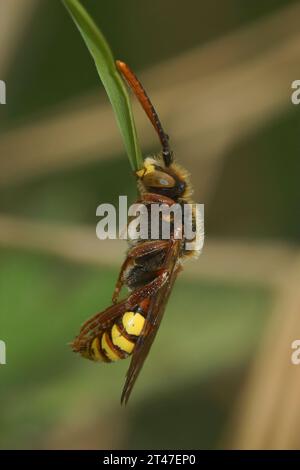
89,310,146,362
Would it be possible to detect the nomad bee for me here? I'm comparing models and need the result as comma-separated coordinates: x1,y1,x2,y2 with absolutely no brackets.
72,61,202,404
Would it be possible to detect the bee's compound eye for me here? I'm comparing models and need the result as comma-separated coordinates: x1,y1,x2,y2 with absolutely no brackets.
177,181,186,194
143,170,176,189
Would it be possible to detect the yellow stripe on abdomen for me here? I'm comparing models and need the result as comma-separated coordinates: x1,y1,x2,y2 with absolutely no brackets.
111,324,134,354
90,337,104,362
101,332,120,361
122,311,145,336
89,311,146,363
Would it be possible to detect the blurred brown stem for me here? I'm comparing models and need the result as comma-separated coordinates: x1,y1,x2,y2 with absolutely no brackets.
228,256,300,449
0,213,297,288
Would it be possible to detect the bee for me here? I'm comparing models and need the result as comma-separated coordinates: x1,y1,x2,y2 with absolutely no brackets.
71,60,202,404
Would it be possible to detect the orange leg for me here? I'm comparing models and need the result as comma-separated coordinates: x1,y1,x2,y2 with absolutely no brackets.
112,239,169,304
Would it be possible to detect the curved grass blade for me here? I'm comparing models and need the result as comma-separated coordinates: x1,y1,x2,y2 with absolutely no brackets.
62,0,143,170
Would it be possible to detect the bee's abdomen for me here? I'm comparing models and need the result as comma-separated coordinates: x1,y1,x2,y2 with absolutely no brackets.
89,310,146,362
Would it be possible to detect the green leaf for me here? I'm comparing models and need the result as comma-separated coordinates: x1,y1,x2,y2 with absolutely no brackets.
62,0,143,171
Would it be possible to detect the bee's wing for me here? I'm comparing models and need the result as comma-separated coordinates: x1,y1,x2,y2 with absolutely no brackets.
73,269,171,350
72,299,130,352
121,239,182,405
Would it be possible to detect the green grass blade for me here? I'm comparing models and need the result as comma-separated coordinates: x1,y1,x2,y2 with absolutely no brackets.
62,0,143,170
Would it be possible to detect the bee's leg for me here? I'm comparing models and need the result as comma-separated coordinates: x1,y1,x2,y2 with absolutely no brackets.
138,192,175,206
112,240,169,304
111,257,133,304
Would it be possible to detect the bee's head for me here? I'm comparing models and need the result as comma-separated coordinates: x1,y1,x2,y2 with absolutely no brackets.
136,156,186,200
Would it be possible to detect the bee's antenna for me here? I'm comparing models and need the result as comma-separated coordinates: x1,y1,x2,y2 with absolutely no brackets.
116,60,173,166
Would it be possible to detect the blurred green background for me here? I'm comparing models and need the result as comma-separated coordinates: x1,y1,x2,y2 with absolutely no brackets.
0,0,299,450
